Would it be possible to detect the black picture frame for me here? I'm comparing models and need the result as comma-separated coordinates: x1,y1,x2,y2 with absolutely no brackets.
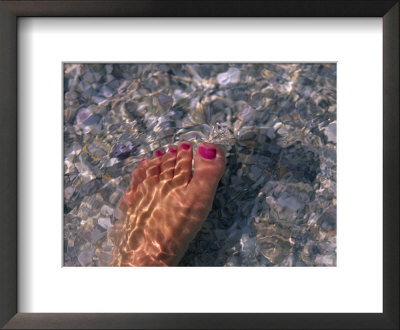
0,1,398,329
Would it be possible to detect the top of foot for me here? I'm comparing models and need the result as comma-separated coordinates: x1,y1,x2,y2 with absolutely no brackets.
109,141,226,266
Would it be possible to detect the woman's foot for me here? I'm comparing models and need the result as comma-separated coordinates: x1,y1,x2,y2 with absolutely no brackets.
109,142,226,266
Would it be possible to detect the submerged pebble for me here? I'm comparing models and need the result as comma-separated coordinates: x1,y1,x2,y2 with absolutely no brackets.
111,140,135,160
217,67,241,86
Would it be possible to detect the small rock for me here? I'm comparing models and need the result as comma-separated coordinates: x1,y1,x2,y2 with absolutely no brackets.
217,67,240,86
77,244,94,266
98,217,112,229
324,121,336,143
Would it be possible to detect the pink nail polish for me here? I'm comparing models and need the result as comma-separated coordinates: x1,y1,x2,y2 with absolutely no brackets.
181,143,190,150
155,150,164,157
198,146,216,160
168,147,177,153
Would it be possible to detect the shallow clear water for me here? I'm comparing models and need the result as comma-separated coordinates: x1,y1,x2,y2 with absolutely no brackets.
64,63,336,267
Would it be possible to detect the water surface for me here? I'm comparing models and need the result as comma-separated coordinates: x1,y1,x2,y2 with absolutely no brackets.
63,63,337,267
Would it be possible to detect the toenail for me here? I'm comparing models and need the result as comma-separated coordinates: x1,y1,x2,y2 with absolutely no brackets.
168,147,177,153
181,143,190,150
198,146,216,160
155,150,164,157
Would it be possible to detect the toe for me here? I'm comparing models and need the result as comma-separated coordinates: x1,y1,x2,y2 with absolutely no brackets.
160,146,178,181
129,159,147,190
172,141,193,187
119,159,148,213
145,148,164,183
187,142,225,198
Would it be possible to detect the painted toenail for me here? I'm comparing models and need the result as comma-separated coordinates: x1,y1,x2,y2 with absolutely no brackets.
168,147,177,153
155,150,164,157
199,146,216,160
181,143,190,150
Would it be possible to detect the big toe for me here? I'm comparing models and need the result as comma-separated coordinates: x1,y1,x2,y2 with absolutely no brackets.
188,143,226,200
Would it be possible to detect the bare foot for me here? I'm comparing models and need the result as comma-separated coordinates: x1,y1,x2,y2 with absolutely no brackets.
109,142,226,266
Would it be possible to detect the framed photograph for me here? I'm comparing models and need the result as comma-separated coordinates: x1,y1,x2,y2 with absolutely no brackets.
0,1,398,329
